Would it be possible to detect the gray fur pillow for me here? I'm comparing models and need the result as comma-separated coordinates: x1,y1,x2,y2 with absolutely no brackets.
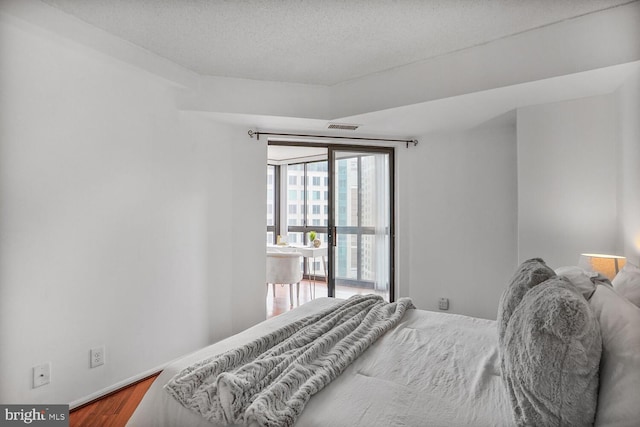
501,277,601,426
497,258,556,346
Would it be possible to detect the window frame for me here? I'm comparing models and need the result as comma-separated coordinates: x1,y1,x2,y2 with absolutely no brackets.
266,164,280,244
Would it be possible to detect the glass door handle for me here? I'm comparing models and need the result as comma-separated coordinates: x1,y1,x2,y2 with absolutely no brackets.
332,226,337,247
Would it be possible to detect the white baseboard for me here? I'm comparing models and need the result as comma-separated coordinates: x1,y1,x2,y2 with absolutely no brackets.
69,362,168,410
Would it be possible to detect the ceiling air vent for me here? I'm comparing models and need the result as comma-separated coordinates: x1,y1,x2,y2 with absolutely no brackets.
327,123,359,131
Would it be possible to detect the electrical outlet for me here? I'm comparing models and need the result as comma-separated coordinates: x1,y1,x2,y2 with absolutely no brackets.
33,362,51,388
90,346,105,368
438,297,449,310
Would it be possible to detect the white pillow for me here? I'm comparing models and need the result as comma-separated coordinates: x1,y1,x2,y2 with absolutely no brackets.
555,266,605,300
589,284,640,426
612,263,640,308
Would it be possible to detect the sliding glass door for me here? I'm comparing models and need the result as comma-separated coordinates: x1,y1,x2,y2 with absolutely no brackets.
328,147,394,302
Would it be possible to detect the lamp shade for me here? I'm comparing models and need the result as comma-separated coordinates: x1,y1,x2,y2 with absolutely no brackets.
578,254,626,280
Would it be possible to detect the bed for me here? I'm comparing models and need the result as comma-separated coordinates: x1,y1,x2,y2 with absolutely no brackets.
127,259,640,427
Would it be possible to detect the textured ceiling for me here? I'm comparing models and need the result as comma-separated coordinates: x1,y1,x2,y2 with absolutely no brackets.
39,0,633,85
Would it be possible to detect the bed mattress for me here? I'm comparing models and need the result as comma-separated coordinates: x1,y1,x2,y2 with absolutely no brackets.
127,297,512,426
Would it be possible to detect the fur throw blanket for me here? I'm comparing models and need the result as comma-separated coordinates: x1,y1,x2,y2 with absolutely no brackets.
165,294,414,427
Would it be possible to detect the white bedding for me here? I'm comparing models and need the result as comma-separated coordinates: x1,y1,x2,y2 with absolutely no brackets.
127,298,512,427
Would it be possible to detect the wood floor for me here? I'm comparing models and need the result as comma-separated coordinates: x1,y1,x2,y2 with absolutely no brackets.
69,280,383,425
69,374,158,427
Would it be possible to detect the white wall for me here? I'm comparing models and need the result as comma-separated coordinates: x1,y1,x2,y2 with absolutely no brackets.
406,121,518,320
405,84,638,318
394,145,417,299
180,114,233,343
0,16,264,406
616,71,640,265
517,95,619,268
230,137,268,333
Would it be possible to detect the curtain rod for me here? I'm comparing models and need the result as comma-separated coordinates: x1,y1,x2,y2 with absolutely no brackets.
248,130,418,148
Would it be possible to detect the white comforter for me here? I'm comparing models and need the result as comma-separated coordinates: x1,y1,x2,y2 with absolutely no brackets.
127,298,512,427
